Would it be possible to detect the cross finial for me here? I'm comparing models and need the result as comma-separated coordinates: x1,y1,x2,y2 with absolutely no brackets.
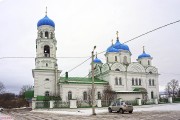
45,6,47,15
143,46,145,53
111,39,113,45
96,52,97,58
116,31,119,39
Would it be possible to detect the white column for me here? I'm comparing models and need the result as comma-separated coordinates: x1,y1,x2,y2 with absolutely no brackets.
50,100,55,108
70,100,77,108
137,98,142,105
96,100,102,107
154,98,158,104
32,98,36,110
168,97,172,103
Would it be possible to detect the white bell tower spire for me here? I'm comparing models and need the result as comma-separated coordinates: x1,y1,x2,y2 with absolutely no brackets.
32,9,61,98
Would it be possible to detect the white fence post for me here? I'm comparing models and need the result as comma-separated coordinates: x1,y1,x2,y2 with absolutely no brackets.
96,100,102,107
50,100,55,108
137,98,142,105
32,98,36,109
154,98,158,104
70,99,77,108
168,97,172,103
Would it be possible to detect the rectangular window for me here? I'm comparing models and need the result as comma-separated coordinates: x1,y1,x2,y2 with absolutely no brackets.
115,56,117,61
119,78,122,85
139,79,141,85
132,79,134,85
115,78,118,85
149,79,151,86
135,79,138,85
152,79,155,86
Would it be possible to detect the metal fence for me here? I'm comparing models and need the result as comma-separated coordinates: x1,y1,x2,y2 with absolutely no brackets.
36,101,50,108
54,101,70,108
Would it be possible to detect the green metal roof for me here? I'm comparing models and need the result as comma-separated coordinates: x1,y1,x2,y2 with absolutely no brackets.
133,87,147,93
59,77,108,84
25,90,34,99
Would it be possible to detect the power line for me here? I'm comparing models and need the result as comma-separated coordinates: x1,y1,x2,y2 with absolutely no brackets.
96,19,180,56
124,19,180,44
160,72,180,76
61,57,91,76
1,19,180,74
0,56,89,59
68,19,180,75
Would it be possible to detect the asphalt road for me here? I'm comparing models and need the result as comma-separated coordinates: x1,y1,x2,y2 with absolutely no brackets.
1,109,180,120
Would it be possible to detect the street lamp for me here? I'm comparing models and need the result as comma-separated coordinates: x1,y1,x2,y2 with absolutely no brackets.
91,46,96,115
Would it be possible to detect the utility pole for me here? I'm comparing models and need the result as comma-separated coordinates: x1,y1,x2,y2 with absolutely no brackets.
91,46,96,115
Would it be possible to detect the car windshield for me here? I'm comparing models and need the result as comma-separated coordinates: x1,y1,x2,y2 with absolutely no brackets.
125,101,132,105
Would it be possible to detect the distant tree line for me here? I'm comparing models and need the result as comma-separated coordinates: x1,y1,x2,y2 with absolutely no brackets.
0,81,32,108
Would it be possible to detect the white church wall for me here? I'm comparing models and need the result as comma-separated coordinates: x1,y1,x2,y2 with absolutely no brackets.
33,70,57,97
60,84,105,101
117,93,142,101
119,51,131,64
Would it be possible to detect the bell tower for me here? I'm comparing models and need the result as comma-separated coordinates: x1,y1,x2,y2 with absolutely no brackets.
32,9,61,98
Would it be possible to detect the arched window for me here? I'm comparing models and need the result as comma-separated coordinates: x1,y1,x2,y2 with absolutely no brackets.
115,56,117,61
139,79,141,85
119,77,122,85
83,91,87,100
115,68,120,71
149,79,151,86
68,91,72,100
123,56,127,64
97,92,101,99
44,45,50,57
135,78,138,85
151,91,154,99
152,79,155,86
45,31,49,38
132,78,134,85
45,78,49,81
115,77,118,85
46,63,48,67
45,91,49,96
148,60,150,65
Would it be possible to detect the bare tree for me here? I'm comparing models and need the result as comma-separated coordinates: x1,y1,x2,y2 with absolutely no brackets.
165,79,179,99
19,85,33,97
0,81,5,94
87,87,97,106
101,85,116,106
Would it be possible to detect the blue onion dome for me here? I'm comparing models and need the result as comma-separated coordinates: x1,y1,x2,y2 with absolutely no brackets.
106,45,120,53
138,51,151,59
37,15,55,28
121,44,130,51
93,57,102,63
113,39,122,49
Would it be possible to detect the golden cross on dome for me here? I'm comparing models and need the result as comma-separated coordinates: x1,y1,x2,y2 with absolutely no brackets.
111,39,113,45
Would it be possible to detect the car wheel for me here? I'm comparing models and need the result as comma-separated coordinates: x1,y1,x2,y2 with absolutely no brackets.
129,111,133,113
119,109,124,114
108,108,112,113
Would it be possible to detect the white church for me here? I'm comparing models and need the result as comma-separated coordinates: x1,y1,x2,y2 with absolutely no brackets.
32,13,159,104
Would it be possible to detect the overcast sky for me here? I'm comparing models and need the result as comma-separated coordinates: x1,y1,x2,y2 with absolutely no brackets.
0,0,180,94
